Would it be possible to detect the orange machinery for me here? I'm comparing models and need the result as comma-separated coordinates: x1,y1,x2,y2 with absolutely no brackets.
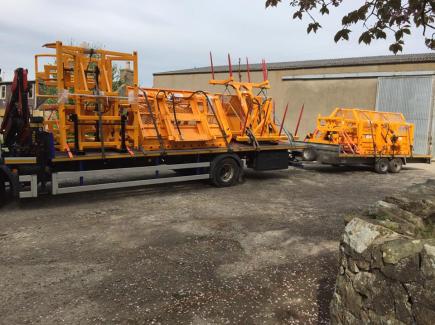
35,42,138,154
298,108,418,173
306,108,414,157
35,41,288,156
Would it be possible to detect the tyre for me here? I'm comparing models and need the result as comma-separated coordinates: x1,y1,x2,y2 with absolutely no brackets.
374,158,389,174
211,157,240,187
388,158,403,173
302,147,317,161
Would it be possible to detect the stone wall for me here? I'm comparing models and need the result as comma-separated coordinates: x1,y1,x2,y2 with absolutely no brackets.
330,180,435,324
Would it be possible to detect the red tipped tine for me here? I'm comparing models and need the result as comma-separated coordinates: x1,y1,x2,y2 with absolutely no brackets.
246,57,251,83
262,59,267,81
238,57,242,82
294,104,305,137
262,59,269,81
228,54,233,78
279,103,289,136
209,51,215,80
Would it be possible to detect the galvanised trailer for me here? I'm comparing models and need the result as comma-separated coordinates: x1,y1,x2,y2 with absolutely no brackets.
291,141,431,173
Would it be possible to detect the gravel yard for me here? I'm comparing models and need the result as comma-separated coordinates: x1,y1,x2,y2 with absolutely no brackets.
1,163,434,324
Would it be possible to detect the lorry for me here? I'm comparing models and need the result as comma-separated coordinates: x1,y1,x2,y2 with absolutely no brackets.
0,42,291,204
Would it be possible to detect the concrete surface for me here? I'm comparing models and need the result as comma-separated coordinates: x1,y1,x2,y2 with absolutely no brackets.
0,163,434,324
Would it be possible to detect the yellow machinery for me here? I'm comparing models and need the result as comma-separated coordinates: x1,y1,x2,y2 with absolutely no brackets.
135,88,232,151
35,42,138,154
35,41,287,156
209,78,285,144
306,108,414,157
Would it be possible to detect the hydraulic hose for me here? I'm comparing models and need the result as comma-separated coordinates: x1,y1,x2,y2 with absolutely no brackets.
184,91,231,150
155,90,183,140
138,88,165,152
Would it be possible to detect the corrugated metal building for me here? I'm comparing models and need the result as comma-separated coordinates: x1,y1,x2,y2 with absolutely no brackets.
154,53,435,156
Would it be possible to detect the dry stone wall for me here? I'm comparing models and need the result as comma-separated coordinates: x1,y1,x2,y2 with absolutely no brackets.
330,180,435,325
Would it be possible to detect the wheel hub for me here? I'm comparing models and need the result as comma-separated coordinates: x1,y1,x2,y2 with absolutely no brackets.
220,164,234,182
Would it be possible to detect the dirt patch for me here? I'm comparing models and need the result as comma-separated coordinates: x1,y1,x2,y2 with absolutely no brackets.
0,164,434,324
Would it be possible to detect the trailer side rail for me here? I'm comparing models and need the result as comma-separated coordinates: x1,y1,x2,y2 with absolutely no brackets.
51,162,211,195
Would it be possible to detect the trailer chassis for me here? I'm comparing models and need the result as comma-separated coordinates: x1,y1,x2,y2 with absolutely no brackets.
0,144,291,203
291,141,431,174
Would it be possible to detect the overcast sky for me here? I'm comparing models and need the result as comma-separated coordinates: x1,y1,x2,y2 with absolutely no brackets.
0,0,430,85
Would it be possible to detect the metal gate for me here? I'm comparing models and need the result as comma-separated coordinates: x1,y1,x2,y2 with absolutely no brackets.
376,76,434,156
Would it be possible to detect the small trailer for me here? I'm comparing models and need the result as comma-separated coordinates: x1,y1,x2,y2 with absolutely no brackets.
291,141,431,172
292,108,431,173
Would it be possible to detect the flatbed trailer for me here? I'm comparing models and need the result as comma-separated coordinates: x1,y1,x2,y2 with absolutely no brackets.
0,142,292,203
290,141,431,173
0,42,295,204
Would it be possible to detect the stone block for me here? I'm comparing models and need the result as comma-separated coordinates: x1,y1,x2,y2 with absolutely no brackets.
331,181,435,325
421,242,435,279
381,254,422,283
343,218,397,256
381,239,424,264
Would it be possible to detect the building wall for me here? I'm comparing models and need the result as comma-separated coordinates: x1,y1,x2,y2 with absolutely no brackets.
153,62,435,138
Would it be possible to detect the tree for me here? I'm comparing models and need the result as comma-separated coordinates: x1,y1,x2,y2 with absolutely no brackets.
265,0,435,54
112,65,123,92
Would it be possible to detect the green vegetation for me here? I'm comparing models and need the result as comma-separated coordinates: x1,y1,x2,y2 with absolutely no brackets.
266,0,435,53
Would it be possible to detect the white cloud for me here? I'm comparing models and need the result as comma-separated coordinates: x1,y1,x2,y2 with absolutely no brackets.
0,0,430,85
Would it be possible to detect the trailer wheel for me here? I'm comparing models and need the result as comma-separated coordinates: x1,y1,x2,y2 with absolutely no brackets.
211,158,240,187
302,147,317,161
388,158,403,173
374,158,389,174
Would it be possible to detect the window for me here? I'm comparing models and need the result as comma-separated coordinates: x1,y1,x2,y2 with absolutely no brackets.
28,83,34,99
0,85,6,100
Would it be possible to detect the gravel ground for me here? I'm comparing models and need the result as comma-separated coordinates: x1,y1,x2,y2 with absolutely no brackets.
0,163,434,325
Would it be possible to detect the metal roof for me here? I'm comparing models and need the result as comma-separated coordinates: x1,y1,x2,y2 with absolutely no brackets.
154,53,435,76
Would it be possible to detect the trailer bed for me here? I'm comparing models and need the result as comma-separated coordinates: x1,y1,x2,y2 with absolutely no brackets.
1,142,298,201
48,143,294,163
291,141,432,166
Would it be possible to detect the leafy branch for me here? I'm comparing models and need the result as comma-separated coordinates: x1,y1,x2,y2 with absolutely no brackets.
266,0,435,54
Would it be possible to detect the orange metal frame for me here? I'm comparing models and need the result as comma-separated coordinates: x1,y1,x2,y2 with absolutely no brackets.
35,42,287,156
35,41,138,153
134,87,232,151
209,77,287,144
306,108,415,157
